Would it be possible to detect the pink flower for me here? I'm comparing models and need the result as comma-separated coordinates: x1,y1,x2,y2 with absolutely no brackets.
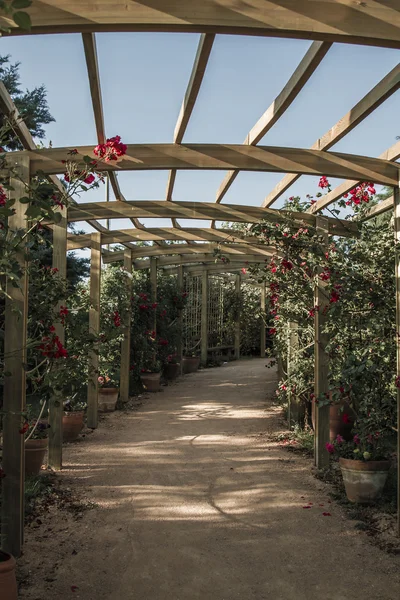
98,376,105,384
84,173,95,185
353,434,360,445
342,413,351,424
318,176,330,189
325,443,335,454
336,434,344,443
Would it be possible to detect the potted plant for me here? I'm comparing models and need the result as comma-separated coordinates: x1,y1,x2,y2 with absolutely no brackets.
23,409,50,476
140,362,162,392
163,354,181,380
326,429,392,503
98,373,119,412
0,551,18,600
62,394,86,442
182,351,200,374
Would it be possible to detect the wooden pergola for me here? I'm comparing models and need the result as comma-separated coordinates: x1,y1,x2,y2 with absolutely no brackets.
1,0,400,556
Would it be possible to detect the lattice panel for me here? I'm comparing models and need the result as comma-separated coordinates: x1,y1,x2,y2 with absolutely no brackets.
208,276,224,346
183,274,202,354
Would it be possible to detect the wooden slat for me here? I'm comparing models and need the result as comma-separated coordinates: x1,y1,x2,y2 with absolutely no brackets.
87,233,101,429
308,140,400,214
361,196,394,221
314,216,330,469
5,1,400,49
18,144,398,185
48,210,67,471
119,250,132,404
201,270,208,367
67,200,360,238
215,41,331,203
141,253,269,270
264,63,400,207
394,181,400,536
1,155,30,557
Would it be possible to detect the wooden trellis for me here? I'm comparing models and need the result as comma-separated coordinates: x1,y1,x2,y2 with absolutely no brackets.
182,275,202,356
1,0,400,556
208,276,226,349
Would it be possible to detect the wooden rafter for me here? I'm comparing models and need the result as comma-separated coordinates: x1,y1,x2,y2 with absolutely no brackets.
134,253,271,270
67,199,360,238
215,41,331,204
307,140,400,214
16,144,399,186
263,63,400,207
4,1,400,50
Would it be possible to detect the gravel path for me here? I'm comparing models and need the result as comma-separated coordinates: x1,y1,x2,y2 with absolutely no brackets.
19,359,400,599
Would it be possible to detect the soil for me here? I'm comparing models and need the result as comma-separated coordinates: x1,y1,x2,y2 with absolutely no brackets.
18,359,400,600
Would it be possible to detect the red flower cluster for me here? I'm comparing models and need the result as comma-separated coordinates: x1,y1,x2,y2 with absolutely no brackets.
94,135,127,162
329,287,341,303
318,176,330,189
59,305,69,324
281,258,293,273
39,334,68,359
0,185,7,207
343,182,375,206
139,304,149,311
19,422,29,435
269,328,277,336
113,310,121,327
158,338,169,346
308,305,319,318
320,268,331,281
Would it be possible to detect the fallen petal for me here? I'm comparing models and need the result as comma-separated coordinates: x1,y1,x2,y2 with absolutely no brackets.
302,506,311,509
322,512,331,516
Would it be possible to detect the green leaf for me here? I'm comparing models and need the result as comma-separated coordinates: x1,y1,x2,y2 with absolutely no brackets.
25,205,42,218
12,10,31,29
12,0,32,9
53,211,62,223
18,196,30,204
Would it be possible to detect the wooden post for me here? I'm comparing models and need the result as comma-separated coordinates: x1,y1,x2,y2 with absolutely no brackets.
177,264,184,375
87,233,101,429
314,216,330,468
1,155,29,557
393,182,400,536
234,274,241,360
150,257,157,334
48,210,67,470
201,270,208,367
260,286,266,358
287,322,302,426
120,250,132,404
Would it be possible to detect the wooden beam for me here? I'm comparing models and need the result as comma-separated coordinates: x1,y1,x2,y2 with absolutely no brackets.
48,210,67,471
308,140,400,214
215,41,331,203
264,63,400,207
201,270,208,367
18,144,399,186
5,2,400,50
87,233,101,429
314,216,330,469
67,200,361,239
361,196,394,221
142,253,269,270
120,250,132,404
260,286,266,359
234,274,241,360
1,155,29,557
394,181,400,536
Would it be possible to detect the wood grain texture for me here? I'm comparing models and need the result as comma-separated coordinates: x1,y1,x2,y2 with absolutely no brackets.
4,1,400,50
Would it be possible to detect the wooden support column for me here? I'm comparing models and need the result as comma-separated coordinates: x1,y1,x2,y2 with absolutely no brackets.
314,216,330,468
150,257,157,334
393,181,400,536
201,270,209,367
87,233,101,429
260,286,266,358
120,250,132,404
177,264,184,375
234,274,241,360
48,210,67,470
1,155,29,557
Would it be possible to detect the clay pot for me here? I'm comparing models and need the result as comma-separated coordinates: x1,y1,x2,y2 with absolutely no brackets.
339,458,390,504
98,388,119,412
62,411,84,442
140,372,161,392
164,363,181,380
25,438,48,475
311,397,355,441
0,551,17,600
182,356,200,374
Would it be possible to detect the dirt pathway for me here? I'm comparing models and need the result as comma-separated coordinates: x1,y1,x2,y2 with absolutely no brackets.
20,359,399,600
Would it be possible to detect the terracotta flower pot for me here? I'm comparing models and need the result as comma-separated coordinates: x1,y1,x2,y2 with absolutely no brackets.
98,387,119,412
62,411,84,442
182,356,200,374
164,363,181,380
0,551,17,600
311,397,355,441
339,457,390,504
140,372,161,392
25,438,48,476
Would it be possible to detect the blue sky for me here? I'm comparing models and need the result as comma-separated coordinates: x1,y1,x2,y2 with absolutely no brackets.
1,32,399,236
